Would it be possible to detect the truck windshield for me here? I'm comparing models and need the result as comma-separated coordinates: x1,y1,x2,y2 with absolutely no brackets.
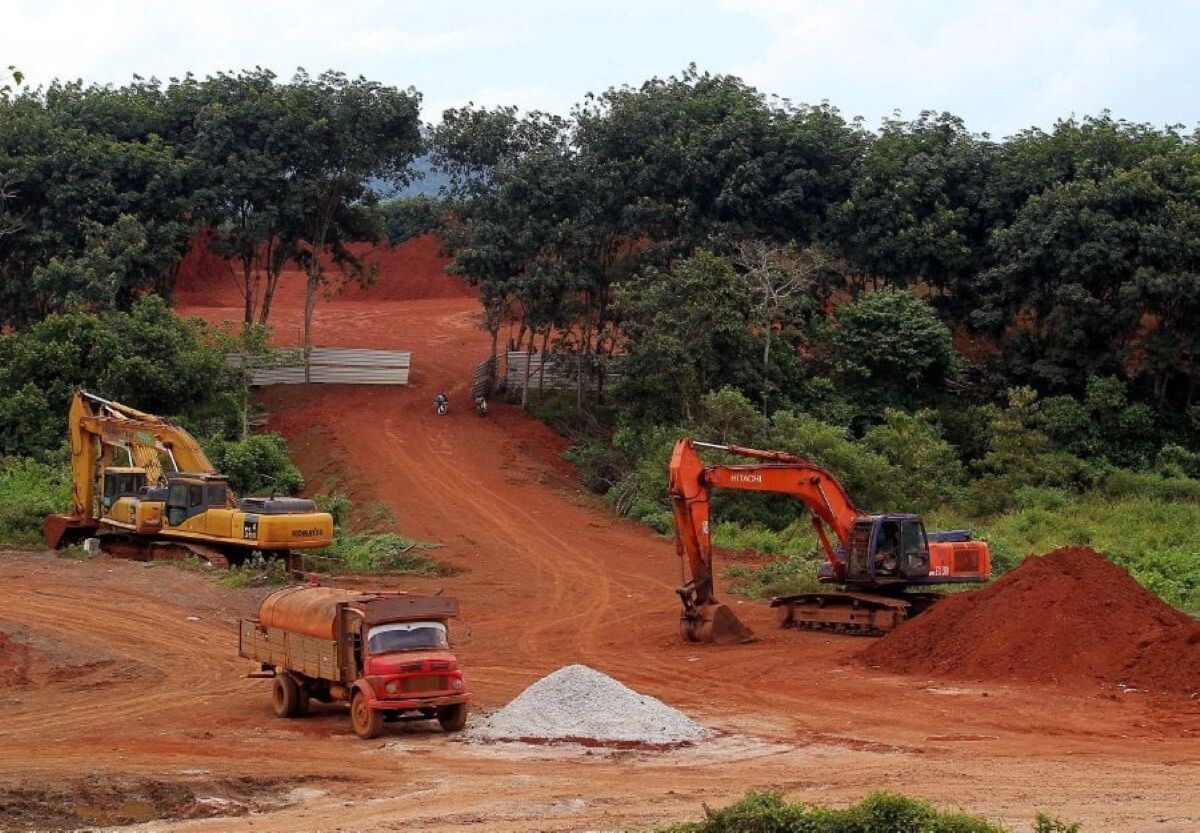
367,621,448,654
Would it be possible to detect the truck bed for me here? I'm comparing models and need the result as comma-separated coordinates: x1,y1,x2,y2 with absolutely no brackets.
239,619,348,682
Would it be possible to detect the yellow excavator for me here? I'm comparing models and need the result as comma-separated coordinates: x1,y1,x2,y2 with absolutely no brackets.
44,390,333,567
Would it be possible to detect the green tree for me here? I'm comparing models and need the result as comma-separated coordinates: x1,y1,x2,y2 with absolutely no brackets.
823,288,955,418
380,196,444,244
977,154,1198,399
0,83,201,326
0,65,23,101
863,409,964,511
281,70,422,372
832,112,995,302
615,251,753,422
188,70,302,325
968,387,1089,514
0,296,251,457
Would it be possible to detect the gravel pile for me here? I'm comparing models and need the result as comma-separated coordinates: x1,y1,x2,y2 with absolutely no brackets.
474,664,706,746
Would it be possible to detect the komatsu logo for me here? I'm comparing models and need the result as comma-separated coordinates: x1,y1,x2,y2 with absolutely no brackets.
731,473,763,484
292,528,325,538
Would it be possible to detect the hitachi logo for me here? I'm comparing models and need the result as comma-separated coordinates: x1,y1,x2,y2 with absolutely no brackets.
731,473,763,484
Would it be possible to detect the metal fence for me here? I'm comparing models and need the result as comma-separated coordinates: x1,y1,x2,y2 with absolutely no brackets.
504,351,621,393
244,347,412,386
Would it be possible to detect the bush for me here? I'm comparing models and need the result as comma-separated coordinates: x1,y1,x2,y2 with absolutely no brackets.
379,195,443,244
1099,469,1200,502
0,296,258,458
307,533,447,575
697,387,765,446
205,433,303,496
0,456,71,546
657,790,1054,832
769,409,903,509
863,409,964,512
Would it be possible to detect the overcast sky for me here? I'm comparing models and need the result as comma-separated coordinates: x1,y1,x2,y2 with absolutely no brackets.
2,0,1195,138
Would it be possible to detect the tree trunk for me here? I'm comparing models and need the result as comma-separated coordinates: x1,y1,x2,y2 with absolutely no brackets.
521,328,535,408
489,321,500,393
242,259,255,325
538,328,550,393
258,238,280,325
304,264,319,383
762,323,772,417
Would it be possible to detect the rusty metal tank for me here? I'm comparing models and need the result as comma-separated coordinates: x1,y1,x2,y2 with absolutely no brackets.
257,586,376,639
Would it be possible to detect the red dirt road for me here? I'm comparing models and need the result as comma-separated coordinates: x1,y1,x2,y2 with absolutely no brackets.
1,279,1197,831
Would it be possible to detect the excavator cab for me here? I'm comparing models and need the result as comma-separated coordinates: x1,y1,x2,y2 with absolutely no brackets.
844,515,931,585
101,468,147,512
165,473,230,528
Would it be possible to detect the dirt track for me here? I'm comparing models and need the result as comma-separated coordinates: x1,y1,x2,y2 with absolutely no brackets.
2,277,1198,831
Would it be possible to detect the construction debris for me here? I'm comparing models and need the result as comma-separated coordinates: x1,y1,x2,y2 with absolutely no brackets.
474,664,707,746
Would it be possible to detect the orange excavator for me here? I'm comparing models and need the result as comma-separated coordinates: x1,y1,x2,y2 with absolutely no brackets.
668,438,990,643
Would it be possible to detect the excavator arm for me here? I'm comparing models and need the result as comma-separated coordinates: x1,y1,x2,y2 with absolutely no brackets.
668,439,866,644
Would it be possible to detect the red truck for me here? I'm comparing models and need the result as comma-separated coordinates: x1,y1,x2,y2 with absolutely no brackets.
239,586,470,739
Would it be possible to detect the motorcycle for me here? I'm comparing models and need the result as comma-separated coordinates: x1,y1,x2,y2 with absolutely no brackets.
434,393,449,415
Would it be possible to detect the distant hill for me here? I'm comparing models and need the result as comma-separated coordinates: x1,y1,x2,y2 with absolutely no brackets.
370,155,451,199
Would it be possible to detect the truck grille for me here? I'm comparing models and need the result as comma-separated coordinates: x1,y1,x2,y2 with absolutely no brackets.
402,675,449,693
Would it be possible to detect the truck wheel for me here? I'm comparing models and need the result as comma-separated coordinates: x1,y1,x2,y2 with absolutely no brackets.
351,691,383,740
295,682,310,716
272,674,302,718
437,703,468,732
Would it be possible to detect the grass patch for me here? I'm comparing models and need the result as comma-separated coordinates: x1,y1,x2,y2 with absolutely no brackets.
717,520,824,599
304,532,452,576
218,553,292,588
0,456,70,547
656,790,1079,832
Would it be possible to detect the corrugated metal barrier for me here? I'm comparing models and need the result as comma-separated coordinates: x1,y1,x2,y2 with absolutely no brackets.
243,347,412,386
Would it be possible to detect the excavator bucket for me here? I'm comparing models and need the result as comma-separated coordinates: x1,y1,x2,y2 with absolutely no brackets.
681,601,755,645
43,514,95,550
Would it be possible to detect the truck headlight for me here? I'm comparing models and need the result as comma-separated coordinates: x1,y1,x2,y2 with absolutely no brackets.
451,678,463,690
385,680,399,695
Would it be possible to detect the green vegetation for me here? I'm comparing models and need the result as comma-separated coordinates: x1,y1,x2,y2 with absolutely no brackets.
0,456,71,547
204,433,304,496
655,790,1079,833
216,553,292,588
304,533,446,576
304,491,449,577
379,195,444,244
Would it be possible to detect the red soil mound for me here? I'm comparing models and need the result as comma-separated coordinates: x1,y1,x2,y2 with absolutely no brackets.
173,232,472,308
862,547,1200,696
336,234,474,302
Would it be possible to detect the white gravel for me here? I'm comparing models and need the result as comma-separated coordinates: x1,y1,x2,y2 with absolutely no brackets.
473,664,707,745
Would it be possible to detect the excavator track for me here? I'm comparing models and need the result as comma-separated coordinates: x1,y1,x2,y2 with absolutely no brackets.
771,591,916,637
98,535,232,569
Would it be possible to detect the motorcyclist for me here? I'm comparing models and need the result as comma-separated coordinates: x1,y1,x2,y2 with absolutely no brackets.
434,391,449,414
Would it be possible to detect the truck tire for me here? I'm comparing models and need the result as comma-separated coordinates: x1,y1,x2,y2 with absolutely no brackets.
272,674,303,718
351,691,383,740
437,703,468,732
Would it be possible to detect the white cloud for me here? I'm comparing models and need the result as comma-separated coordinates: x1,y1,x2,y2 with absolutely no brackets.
341,25,534,57
720,0,1152,134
